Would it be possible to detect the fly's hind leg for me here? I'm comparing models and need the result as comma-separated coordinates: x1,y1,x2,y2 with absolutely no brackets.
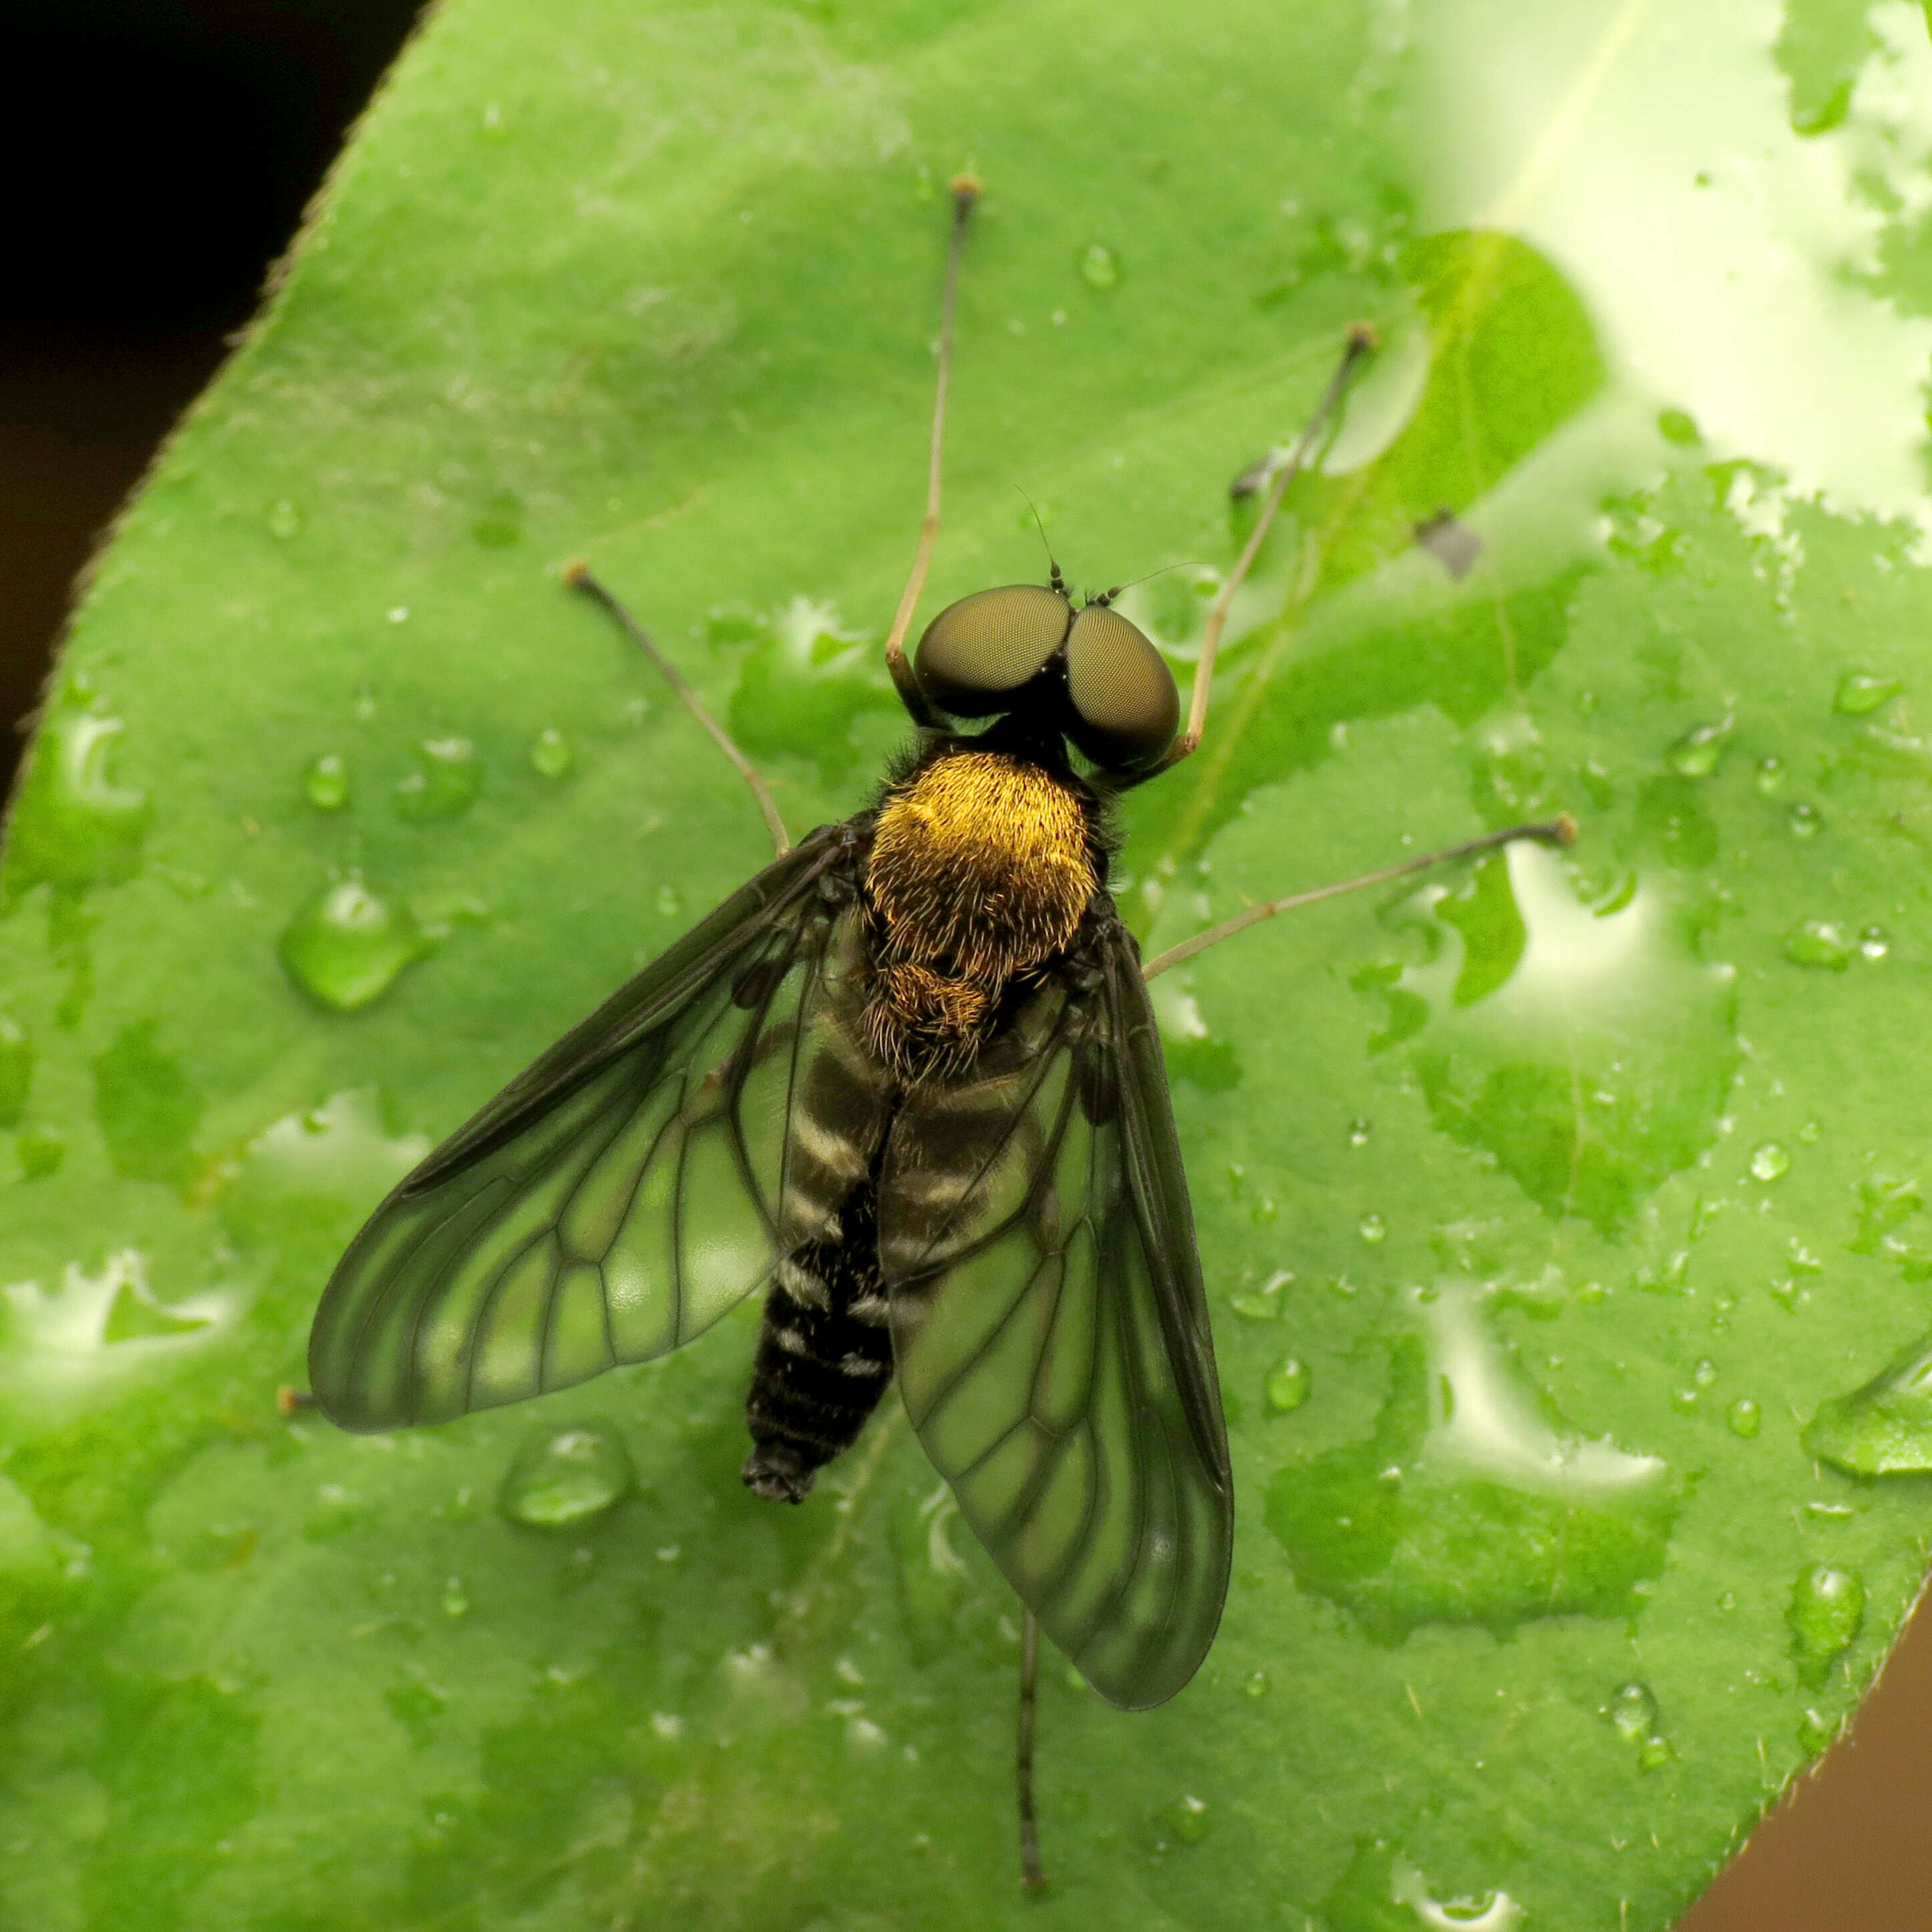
564,558,791,858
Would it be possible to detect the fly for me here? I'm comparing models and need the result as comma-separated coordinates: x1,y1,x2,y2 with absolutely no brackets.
303,176,1574,1887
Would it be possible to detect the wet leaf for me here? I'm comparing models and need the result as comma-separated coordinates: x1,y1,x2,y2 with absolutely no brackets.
6,1,1932,1928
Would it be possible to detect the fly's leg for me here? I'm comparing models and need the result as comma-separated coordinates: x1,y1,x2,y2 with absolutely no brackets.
881,174,981,730
1122,323,1378,788
1140,814,1578,982
1017,1608,1047,1889
564,558,792,858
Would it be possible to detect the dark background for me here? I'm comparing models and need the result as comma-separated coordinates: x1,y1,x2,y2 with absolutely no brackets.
3,4,1929,1924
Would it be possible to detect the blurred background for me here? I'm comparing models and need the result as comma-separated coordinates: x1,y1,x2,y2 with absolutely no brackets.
1,3,1929,1926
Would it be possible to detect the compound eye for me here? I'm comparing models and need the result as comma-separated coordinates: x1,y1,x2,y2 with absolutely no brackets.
914,585,1071,717
1064,605,1179,768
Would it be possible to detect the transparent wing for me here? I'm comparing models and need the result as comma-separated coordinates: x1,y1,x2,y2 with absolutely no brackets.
310,824,883,1430
880,921,1233,1710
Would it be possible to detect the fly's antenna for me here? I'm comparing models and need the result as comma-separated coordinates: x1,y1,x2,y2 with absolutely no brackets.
1146,323,1378,776
882,174,983,726
1140,813,1577,981
1014,486,1067,597
1086,558,1211,607
1016,1609,1048,1889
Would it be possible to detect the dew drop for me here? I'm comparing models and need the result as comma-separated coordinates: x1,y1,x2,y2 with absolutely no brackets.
1783,921,1853,970
655,883,685,919
303,753,349,811
1755,755,1786,796
1859,924,1889,961
500,1426,635,1528
1750,1142,1791,1182
1242,1667,1269,1698
1788,1563,1865,1685
1833,671,1903,715
1802,1333,1932,1474
1717,1590,1738,1611
265,498,303,540
1357,1211,1388,1246
1726,1398,1762,1439
1228,1269,1289,1320
1666,722,1728,778
5,705,152,895
1251,1196,1278,1225
1171,1794,1209,1844
1265,1355,1311,1414
530,728,575,779
1694,1358,1719,1389
1606,1680,1657,1743
395,738,484,820
1078,242,1121,289
1786,802,1822,838
441,1577,470,1619
1349,1118,1371,1146
278,878,428,1013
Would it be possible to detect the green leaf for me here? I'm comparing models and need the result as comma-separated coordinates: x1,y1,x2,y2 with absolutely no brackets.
6,1,1932,1927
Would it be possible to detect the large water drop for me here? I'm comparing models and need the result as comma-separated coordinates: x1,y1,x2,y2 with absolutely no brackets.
279,878,429,1013
1788,1563,1864,1686
500,1426,635,1528
1803,1333,1932,1474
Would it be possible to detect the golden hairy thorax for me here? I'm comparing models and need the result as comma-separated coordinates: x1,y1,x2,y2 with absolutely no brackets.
865,750,1096,1072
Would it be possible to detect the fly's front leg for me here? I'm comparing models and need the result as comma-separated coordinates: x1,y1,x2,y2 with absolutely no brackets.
565,558,791,858
881,174,981,729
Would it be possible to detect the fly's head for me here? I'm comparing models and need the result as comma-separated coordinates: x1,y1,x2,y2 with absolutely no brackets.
911,577,1178,777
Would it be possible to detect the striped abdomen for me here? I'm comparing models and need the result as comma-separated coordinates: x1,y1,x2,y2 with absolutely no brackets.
742,1176,893,1500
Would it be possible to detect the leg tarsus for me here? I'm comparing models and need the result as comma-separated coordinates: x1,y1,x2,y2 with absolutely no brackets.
1017,1609,1048,1889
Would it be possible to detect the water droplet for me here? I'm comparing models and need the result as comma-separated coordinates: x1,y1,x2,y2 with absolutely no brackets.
654,883,685,919
1374,844,1738,1234
387,606,411,625
442,1576,470,1618
1797,1706,1836,1755
278,878,429,1013
1783,921,1853,970
529,728,575,779
1266,1355,1311,1414
1694,1357,1719,1389
500,1426,635,1528
1321,1841,1526,1932
1726,1398,1762,1439
1755,754,1786,796
1078,242,1121,289
1786,802,1822,838
1251,1196,1279,1225
1750,1142,1791,1181
395,738,484,820
1349,1118,1372,1146
265,498,303,540
1265,1285,1679,1640
1606,1679,1658,1742
1170,1794,1210,1844
1788,1563,1864,1686
4,705,152,896
1357,1211,1388,1246
1803,1332,1932,1474
1834,671,1903,715
0,1015,32,1128
1228,1269,1290,1319
1859,924,1889,961
1666,721,1729,777
1717,1590,1738,1611
303,753,349,810
1241,1667,1269,1698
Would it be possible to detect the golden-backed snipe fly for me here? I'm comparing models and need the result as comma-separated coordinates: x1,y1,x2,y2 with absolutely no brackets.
304,176,1573,1886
